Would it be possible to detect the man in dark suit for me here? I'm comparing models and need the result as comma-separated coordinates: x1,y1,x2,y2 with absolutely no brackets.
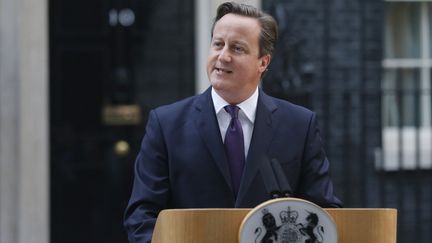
124,2,342,242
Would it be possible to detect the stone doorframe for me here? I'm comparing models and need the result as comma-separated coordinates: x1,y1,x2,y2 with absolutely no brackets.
0,0,49,242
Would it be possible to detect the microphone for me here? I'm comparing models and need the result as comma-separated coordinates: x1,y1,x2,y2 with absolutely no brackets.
271,158,293,198
260,157,281,199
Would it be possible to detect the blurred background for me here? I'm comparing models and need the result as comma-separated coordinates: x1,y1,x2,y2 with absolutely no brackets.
0,0,431,242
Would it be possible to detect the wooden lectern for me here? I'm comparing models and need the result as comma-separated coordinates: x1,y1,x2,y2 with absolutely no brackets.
152,208,397,243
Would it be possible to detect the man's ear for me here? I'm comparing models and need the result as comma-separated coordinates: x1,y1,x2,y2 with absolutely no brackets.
258,54,271,73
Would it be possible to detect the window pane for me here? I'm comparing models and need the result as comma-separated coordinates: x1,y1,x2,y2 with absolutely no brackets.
384,3,421,58
382,68,420,127
430,68,432,123
429,3,432,57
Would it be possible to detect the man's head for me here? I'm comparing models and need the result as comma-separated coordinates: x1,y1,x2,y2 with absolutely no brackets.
207,2,278,104
211,2,278,58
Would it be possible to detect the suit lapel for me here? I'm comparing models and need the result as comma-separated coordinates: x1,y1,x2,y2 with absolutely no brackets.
194,88,233,192
236,90,278,207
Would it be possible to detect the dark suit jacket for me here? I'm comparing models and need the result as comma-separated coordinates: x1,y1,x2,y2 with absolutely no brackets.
124,88,341,243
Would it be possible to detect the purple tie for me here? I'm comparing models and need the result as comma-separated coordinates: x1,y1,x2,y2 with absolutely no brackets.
224,105,245,197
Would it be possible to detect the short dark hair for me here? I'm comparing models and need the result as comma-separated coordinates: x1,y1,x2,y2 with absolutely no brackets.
211,2,278,58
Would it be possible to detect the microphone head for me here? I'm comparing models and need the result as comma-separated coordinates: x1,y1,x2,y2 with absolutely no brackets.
281,191,291,198
270,191,280,199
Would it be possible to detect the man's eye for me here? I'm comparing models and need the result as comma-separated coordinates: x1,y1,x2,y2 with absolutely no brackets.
213,42,223,48
233,46,245,53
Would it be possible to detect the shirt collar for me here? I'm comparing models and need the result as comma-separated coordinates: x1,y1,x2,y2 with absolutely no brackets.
211,87,259,123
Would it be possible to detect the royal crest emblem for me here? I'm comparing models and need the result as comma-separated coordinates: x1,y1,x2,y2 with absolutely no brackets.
239,198,337,243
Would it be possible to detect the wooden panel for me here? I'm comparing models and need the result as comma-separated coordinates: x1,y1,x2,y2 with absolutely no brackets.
327,209,397,243
152,208,397,243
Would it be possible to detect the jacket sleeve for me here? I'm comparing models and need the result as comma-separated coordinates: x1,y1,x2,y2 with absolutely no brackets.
123,109,170,243
298,113,343,208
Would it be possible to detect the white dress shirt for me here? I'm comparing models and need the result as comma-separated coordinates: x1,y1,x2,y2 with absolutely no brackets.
212,87,258,158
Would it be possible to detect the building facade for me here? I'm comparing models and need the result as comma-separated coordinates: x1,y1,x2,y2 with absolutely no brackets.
1,0,431,242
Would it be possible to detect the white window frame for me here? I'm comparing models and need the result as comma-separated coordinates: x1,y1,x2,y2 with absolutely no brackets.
380,0,432,171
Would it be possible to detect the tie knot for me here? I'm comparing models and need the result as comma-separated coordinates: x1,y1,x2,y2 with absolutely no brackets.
224,105,240,119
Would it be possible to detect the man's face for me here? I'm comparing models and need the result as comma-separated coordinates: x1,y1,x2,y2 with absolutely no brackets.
207,13,270,104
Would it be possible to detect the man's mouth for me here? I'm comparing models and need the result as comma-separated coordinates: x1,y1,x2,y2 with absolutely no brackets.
215,67,232,74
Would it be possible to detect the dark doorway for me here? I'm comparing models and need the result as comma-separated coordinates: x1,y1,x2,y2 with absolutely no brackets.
49,0,195,242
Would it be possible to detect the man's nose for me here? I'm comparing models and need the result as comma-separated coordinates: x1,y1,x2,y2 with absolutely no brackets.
218,47,231,62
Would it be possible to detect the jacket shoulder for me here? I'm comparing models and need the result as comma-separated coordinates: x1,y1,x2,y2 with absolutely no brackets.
154,95,198,116
263,93,315,121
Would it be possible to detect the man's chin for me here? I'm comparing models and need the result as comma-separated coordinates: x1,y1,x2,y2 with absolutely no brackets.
210,80,229,90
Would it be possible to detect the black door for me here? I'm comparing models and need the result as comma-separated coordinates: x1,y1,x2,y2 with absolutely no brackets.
49,0,195,242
